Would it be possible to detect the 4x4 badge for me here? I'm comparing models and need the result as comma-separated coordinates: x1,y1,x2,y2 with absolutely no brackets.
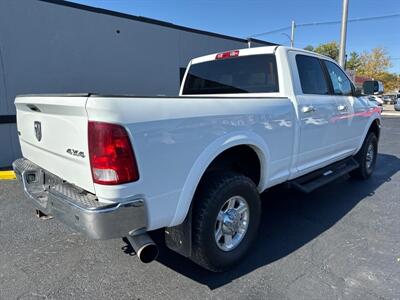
66,148,85,158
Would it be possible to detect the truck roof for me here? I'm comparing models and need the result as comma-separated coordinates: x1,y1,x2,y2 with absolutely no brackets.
190,45,336,65
190,46,278,64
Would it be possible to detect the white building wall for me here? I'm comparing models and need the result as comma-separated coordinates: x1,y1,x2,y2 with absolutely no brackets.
0,0,272,167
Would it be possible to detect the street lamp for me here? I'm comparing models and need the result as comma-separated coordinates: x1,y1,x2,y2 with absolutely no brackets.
281,21,295,48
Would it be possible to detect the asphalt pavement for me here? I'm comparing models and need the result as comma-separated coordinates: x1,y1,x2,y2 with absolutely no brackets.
0,116,399,299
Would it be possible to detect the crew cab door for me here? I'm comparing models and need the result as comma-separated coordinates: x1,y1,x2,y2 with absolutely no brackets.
289,53,339,175
322,60,369,153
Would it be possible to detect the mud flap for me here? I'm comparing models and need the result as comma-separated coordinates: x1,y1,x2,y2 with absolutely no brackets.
35,209,53,220
164,206,192,258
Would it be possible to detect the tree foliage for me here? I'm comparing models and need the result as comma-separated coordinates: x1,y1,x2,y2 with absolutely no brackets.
357,48,392,78
313,41,339,60
346,52,362,71
373,72,400,92
304,45,314,52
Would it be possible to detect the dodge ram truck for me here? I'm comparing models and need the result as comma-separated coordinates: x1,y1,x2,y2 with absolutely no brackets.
13,46,381,271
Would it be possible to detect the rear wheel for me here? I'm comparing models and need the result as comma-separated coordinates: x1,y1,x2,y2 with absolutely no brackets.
190,172,261,272
350,132,378,179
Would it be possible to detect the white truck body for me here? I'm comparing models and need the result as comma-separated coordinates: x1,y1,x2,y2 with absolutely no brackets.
13,46,381,268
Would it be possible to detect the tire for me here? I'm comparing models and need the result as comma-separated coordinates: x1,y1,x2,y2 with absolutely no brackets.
190,171,261,272
350,132,378,180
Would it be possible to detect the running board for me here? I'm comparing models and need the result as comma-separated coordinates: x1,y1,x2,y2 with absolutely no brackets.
288,158,359,193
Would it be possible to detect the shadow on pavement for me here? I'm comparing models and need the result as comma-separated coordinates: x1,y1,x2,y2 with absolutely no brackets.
122,153,400,289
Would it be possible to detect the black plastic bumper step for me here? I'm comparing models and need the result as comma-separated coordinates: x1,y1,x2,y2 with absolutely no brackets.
289,158,359,193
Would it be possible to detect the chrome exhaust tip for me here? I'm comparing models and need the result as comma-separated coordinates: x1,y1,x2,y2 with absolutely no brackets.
127,233,159,263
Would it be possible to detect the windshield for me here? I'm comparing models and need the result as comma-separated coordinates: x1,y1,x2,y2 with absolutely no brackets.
182,54,279,95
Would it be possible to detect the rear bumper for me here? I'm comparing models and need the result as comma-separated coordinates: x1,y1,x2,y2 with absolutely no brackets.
12,158,147,239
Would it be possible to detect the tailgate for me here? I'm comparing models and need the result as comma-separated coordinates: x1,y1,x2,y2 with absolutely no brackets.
15,94,95,193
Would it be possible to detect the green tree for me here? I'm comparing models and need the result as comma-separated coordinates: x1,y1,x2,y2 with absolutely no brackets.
314,41,339,60
303,45,314,52
303,41,339,60
346,51,362,71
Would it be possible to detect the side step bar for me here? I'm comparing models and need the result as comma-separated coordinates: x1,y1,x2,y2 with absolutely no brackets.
288,158,359,193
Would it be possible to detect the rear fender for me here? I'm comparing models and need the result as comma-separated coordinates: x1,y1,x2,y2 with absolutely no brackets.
169,131,270,227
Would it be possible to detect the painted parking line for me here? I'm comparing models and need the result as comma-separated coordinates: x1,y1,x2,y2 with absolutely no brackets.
382,112,400,117
0,171,16,180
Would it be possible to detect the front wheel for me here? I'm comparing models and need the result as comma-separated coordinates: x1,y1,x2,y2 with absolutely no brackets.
350,132,378,179
190,172,261,272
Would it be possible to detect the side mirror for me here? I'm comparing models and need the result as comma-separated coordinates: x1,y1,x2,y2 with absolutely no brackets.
353,87,362,97
362,80,384,95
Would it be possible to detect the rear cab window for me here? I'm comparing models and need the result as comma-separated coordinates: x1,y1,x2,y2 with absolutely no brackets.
182,54,279,95
295,54,330,95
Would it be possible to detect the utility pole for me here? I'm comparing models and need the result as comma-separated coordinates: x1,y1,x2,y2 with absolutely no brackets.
338,0,349,68
290,20,295,47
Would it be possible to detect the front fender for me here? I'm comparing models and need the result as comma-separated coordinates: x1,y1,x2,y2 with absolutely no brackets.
169,131,270,227
355,113,381,154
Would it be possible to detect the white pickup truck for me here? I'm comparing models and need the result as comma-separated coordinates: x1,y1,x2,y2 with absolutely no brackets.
13,46,381,271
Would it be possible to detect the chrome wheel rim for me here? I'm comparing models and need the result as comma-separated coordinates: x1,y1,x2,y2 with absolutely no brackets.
366,143,375,170
215,196,250,252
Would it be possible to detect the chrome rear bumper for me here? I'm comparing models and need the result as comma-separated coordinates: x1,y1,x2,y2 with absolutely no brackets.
12,158,147,239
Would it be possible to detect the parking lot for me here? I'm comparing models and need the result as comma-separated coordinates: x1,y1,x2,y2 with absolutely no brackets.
0,116,399,300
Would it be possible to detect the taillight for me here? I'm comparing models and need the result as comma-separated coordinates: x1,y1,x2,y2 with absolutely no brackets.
215,50,239,60
88,121,139,185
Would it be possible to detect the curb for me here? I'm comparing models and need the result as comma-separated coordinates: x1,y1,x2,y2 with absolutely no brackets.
0,171,16,180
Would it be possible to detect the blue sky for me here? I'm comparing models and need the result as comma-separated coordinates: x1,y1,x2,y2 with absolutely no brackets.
71,0,400,73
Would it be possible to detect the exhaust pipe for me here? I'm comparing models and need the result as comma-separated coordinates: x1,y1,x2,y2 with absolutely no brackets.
127,233,159,263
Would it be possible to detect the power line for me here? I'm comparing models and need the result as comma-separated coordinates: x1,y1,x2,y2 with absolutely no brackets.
249,13,400,38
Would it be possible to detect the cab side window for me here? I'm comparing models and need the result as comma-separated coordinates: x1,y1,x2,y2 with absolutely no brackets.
323,60,352,96
296,55,329,95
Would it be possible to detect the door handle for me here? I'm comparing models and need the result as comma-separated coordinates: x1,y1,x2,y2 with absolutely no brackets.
337,105,348,112
302,105,316,113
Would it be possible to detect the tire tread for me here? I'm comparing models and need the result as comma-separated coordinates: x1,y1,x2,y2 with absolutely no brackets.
191,171,259,272
350,132,378,179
